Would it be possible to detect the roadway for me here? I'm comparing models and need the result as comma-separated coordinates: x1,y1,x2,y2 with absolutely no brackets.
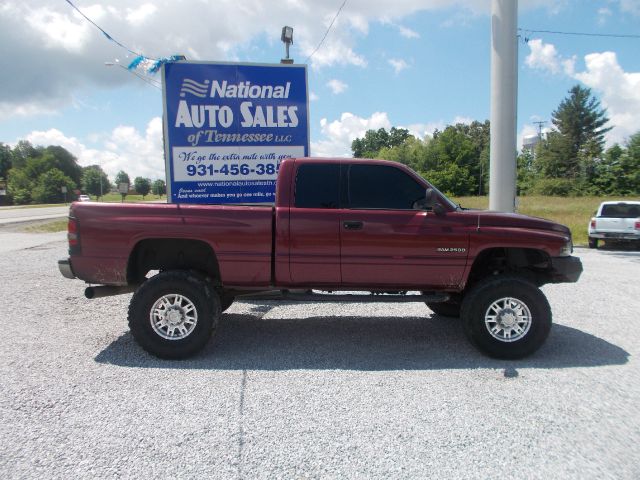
0,205,69,225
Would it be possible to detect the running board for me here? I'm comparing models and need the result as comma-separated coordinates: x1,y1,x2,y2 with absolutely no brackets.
236,290,450,304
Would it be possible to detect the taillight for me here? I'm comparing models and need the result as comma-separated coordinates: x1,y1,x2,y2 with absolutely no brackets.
590,218,596,229
68,217,80,253
635,220,640,230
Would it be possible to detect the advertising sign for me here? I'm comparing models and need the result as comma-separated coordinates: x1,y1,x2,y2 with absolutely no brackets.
162,61,309,204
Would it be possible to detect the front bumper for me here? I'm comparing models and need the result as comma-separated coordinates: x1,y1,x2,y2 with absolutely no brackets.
549,255,583,283
58,258,76,279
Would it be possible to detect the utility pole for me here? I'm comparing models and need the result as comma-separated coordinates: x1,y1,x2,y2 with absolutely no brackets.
489,0,518,212
533,120,546,139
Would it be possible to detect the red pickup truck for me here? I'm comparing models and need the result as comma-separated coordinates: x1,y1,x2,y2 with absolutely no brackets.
59,157,582,360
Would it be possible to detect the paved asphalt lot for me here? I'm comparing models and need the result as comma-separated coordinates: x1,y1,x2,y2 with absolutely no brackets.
0,231,638,479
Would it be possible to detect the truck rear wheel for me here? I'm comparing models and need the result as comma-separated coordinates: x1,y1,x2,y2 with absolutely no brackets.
460,276,551,359
588,237,598,249
128,270,220,359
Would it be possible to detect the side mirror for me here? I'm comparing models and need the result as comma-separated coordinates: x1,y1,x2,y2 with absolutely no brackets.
425,188,446,215
425,188,436,208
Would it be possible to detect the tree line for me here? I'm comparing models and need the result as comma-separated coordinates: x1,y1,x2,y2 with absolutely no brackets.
0,141,166,204
351,85,639,197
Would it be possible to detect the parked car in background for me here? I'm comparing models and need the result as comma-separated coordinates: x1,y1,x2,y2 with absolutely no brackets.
588,201,640,249
78,195,91,202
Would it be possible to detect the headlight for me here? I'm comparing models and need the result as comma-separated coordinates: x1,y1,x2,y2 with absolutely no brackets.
559,237,572,257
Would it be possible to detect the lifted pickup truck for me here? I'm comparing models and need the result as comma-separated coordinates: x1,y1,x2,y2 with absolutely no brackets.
588,201,640,249
59,158,582,359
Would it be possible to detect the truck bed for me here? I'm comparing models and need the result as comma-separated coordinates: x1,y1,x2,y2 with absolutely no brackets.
70,202,274,286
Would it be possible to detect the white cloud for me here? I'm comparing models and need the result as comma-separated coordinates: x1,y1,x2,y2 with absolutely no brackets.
388,58,409,74
25,5,95,53
0,0,567,118
126,3,157,26
326,79,348,94
597,7,612,24
403,116,473,139
525,39,640,144
398,25,420,39
525,39,575,76
575,52,640,144
309,91,319,101
618,0,640,15
24,118,165,180
311,112,391,157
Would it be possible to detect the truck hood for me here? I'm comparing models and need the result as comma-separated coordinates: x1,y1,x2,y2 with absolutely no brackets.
470,210,571,236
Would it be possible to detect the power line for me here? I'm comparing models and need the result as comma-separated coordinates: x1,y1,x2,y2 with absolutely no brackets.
127,68,162,90
105,63,162,90
64,0,157,59
519,28,640,40
305,0,349,63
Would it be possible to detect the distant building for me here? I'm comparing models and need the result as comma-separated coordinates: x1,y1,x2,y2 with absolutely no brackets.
523,134,540,152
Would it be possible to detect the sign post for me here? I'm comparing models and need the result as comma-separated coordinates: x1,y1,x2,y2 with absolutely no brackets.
118,182,129,203
161,61,309,204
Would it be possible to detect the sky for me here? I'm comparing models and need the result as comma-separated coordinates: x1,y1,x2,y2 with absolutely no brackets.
0,0,639,181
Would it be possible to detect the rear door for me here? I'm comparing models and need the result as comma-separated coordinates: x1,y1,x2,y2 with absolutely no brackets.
288,162,342,285
340,163,468,289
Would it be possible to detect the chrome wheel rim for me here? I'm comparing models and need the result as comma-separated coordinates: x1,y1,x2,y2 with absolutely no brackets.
150,294,198,340
484,297,532,343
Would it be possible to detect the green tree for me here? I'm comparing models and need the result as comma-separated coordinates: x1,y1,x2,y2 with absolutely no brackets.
42,146,83,186
616,132,640,194
7,168,33,204
114,171,130,201
11,140,40,169
427,162,476,197
31,168,76,204
535,85,611,192
152,179,166,197
0,143,12,179
82,166,110,199
351,127,410,158
351,121,490,196
114,170,131,187
134,177,151,199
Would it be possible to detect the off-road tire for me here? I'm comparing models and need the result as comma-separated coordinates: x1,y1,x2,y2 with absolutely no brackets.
460,275,552,359
128,270,220,359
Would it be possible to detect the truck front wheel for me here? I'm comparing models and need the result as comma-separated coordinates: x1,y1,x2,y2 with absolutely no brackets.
460,276,551,359
128,270,221,359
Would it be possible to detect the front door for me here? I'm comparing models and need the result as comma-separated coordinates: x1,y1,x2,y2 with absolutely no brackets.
340,163,468,289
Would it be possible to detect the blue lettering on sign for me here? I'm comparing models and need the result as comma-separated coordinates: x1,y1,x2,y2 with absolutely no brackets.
162,62,309,204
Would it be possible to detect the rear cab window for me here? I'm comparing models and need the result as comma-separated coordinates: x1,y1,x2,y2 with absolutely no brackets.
600,203,640,218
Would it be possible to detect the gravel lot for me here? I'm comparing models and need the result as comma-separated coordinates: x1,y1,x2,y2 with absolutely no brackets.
0,233,638,479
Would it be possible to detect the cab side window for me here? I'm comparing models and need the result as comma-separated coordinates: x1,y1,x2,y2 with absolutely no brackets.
294,163,340,208
348,164,424,210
